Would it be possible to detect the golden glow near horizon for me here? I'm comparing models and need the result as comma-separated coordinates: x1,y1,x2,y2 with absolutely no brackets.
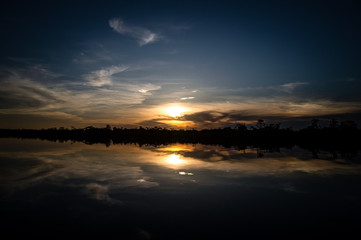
165,106,187,118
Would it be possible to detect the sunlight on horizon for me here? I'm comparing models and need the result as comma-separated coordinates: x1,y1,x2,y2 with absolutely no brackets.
165,106,187,117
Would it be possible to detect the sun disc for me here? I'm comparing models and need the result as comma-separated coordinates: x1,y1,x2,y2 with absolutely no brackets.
166,106,186,117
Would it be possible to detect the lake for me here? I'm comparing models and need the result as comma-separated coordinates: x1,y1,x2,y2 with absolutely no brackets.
1,138,361,239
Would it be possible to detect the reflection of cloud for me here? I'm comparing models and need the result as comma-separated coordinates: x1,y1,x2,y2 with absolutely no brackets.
135,228,151,240
167,154,185,165
148,143,361,176
1,139,361,205
84,183,122,204
277,183,305,193
178,171,194,176
109,18,160,46
0,156,58,185
0,140,161,203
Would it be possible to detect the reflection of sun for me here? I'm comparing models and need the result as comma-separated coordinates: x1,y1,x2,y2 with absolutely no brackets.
166,106,186,117
167,154,185,165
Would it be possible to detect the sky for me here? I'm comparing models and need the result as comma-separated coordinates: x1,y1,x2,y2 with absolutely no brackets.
1,0,361,129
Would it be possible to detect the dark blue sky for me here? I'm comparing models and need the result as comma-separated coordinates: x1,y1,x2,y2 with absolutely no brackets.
1,0,360,128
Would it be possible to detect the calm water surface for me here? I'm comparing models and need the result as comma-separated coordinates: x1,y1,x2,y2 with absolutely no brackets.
1,138,361,239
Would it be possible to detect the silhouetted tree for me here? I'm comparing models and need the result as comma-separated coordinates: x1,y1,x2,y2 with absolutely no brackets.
311,119,320,129
329,118,338,129
340,120,357,130
256,119,265,129
1,119,360,156
235,123,247,132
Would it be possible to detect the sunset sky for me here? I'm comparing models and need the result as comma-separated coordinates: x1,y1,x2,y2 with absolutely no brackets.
1,1,361,129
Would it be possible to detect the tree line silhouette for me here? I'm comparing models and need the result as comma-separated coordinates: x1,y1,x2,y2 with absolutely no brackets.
0,119,360,155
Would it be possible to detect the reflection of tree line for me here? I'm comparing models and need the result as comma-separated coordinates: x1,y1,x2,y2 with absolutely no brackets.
0,119,360,157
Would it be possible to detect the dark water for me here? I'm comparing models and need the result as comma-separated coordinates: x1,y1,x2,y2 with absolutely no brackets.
1,139,361,239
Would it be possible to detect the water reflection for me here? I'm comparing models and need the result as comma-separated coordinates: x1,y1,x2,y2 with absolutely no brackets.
1,139,361,192
166,154,185,165
1,139,361,239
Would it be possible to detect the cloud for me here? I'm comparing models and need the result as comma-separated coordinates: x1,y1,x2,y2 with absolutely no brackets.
0,74,65,110
138,89,149,93
137,81,310,107
195,82,309,100
182,111,228,123
84,65,128,86
180,97,194,100
109,18,160,46
279,82,308,93
137,97,361,129
345,77,358,82
0,66,164,128
2,63,63,83
1,63,360,130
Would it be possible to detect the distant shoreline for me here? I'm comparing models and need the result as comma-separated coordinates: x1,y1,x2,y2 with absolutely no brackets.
1,120,360,153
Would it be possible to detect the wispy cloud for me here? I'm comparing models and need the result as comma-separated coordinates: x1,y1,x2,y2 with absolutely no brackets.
182,111,227,123
0,66,163,128
84,65,128,86
109,18,160,46
0,72,65,110
1,64,360,130
180,97,194,100
345,78,356,82
136,97,361,129
279,82,308,93
137,85,161,94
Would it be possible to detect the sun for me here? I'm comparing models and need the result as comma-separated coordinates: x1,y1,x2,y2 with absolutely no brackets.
166,106,186,118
